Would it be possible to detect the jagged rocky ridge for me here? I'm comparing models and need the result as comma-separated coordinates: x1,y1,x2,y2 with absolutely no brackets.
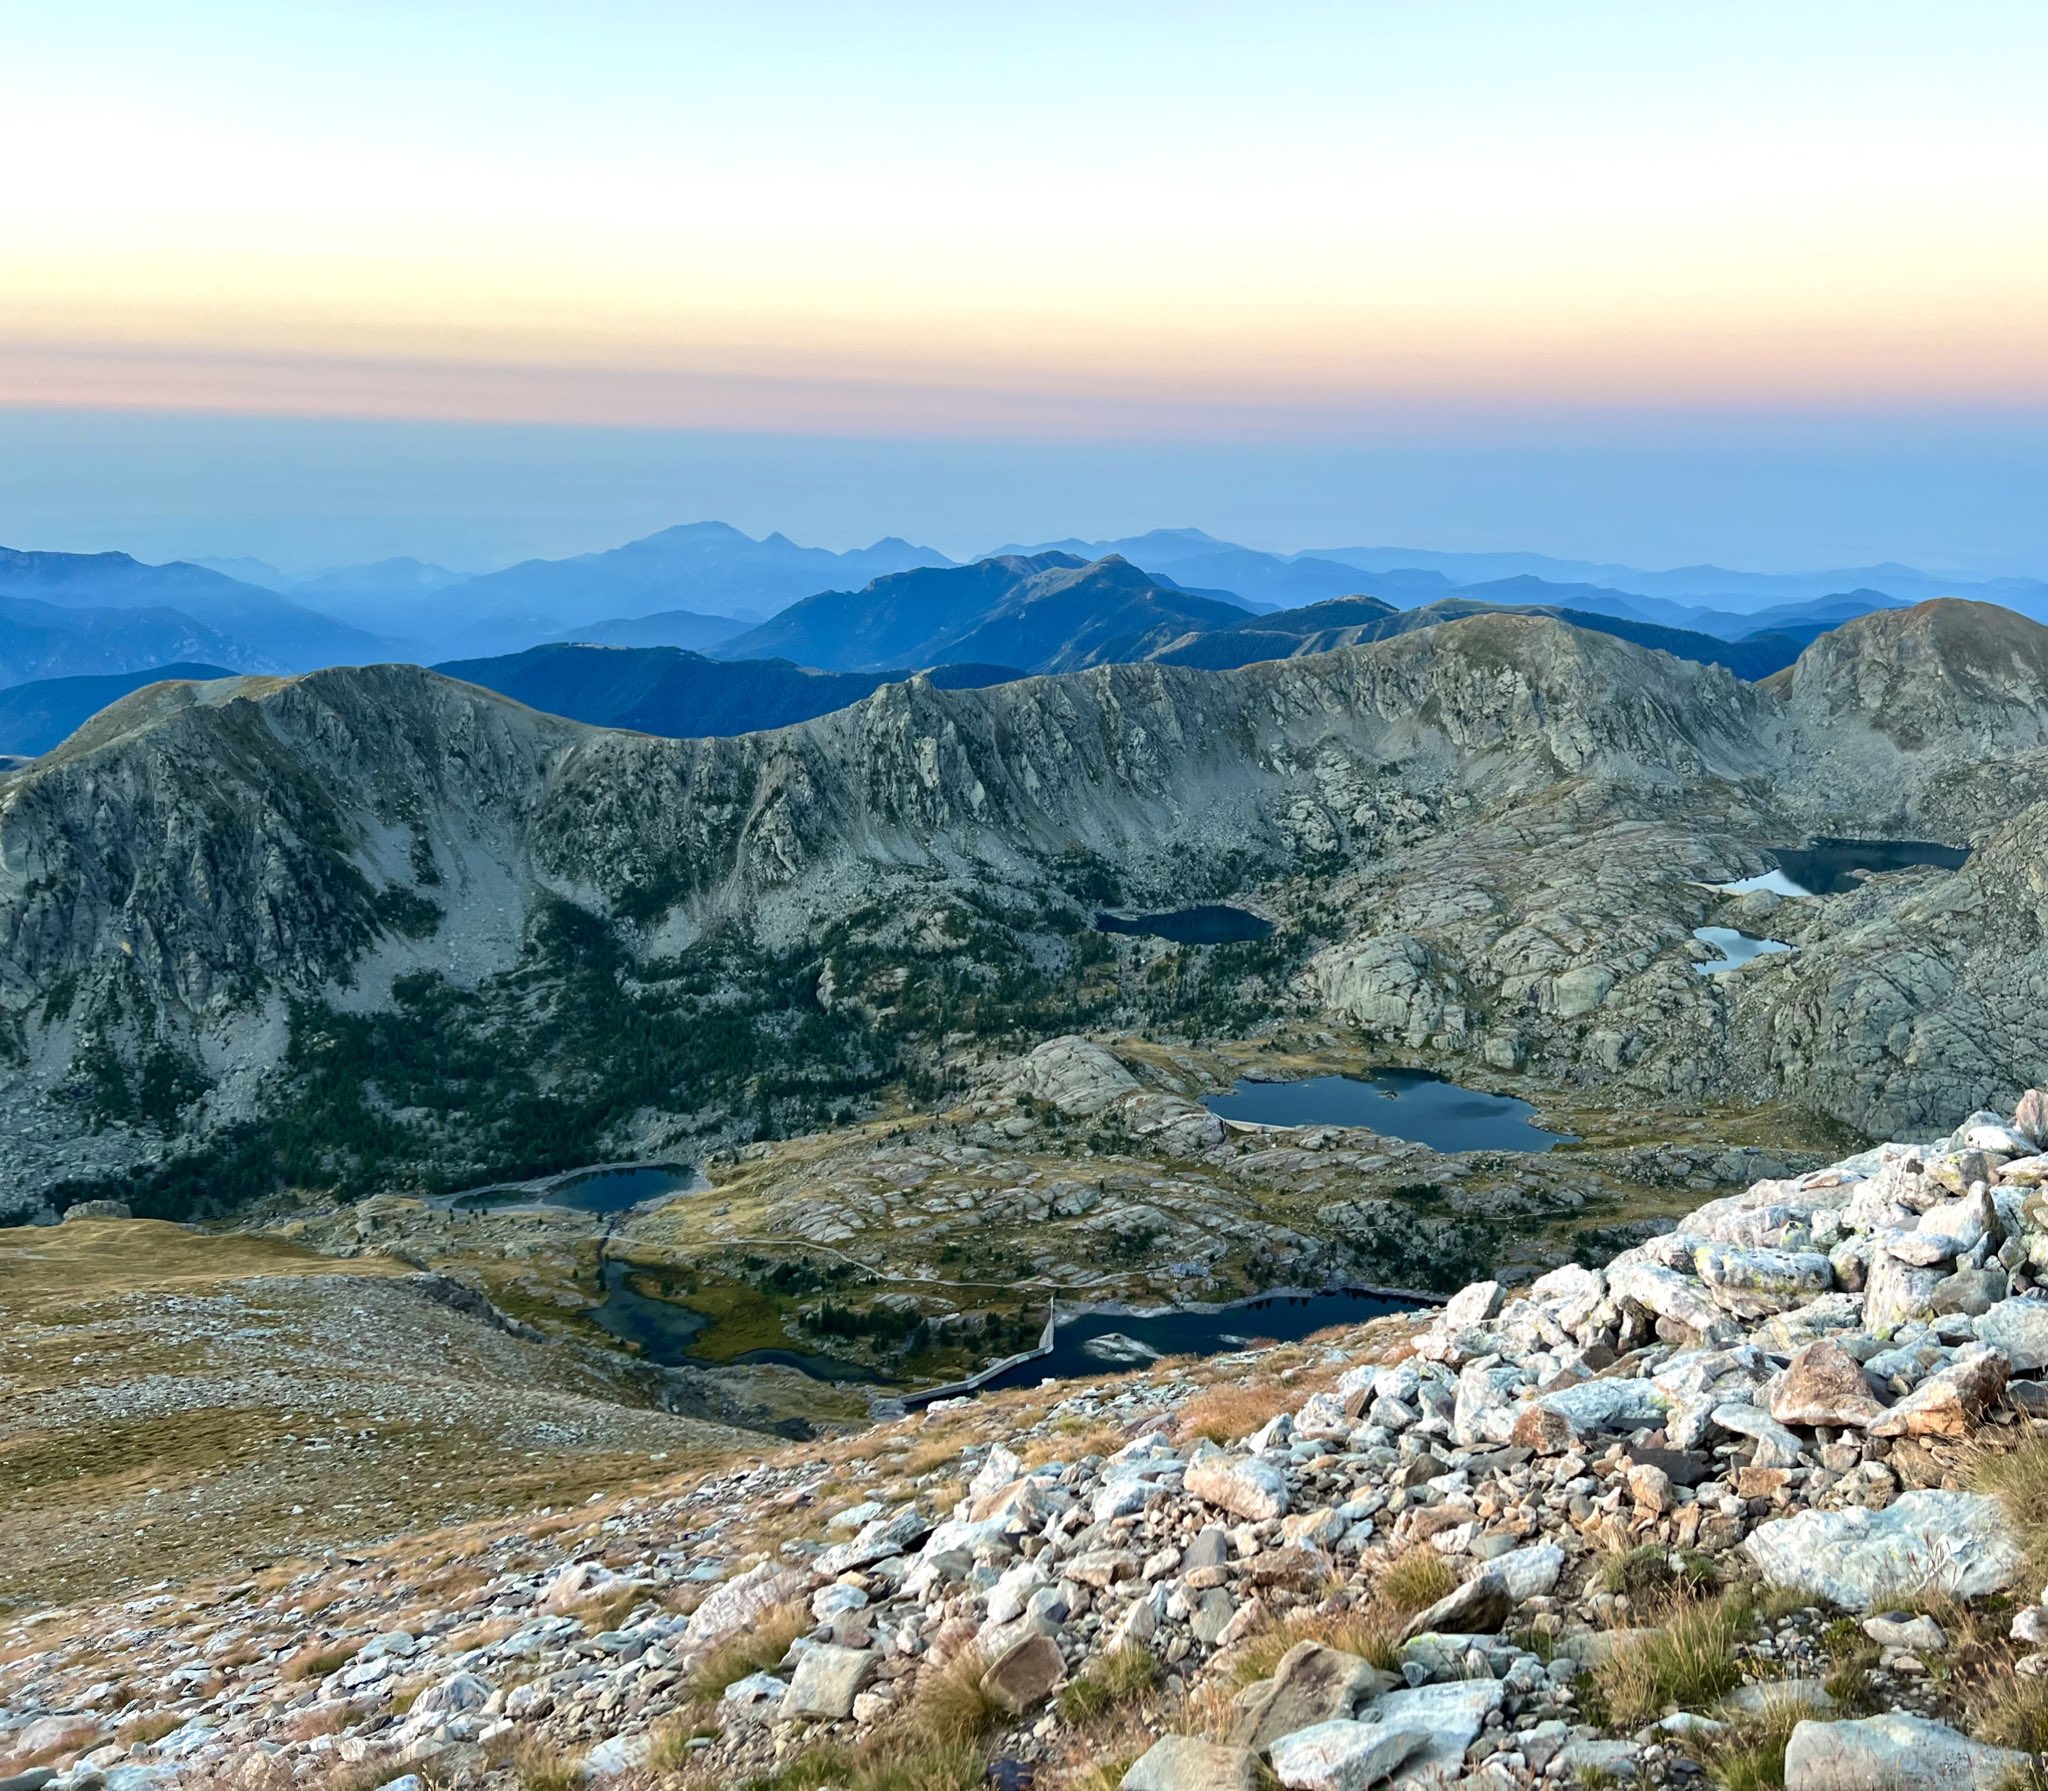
11,1091,2048,1789
2,601,2046,1208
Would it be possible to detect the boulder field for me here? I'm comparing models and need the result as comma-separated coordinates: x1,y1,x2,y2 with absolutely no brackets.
11,1094,2048,1789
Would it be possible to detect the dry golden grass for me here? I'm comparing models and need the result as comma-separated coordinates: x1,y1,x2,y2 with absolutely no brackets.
0,1220,411,1321
684,1599,810,1702
437,1614,521,1654
1686,1693,1806,1791
280,1703,352,1742
900,1646,1005,1748
115,1710,186,1748
281,1638,362,1682
1174,1382,1297,1447
1971,1432,2048,1597
900,1438,969,1478
490,1734,581,1791
1222,1598,1405,1690
1021,1421,1126,1468
1372,1547,1458,1614
1056,1645,1162,1721
561,1583,645,1634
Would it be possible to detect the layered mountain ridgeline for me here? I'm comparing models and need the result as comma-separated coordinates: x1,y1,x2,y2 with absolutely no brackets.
415,522,952,646
1149,594,1822,680
0,594,261,687
2,604,2044,1223
435,644,1022,738
0,545,389,671
717,553,1255,673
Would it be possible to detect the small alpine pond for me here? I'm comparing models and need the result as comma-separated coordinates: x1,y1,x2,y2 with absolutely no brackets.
1202,1068,1574,1153
1093,905,1275,944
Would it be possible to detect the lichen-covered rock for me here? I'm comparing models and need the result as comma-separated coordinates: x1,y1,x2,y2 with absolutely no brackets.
1744,1492,2023,1610
1783,1714,2027,1791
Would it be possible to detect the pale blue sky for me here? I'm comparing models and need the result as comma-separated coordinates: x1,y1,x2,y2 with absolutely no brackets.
1,2,2043,571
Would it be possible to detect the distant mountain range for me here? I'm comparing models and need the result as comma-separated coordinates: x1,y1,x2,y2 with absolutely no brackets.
0,594,259,688
436,643,1020,738
9,523,2046,709
550,608,750,653
719,553,1253,673
1148,594,1820,680
0,547,388,679
1001,528,2048,628
397,523,950,652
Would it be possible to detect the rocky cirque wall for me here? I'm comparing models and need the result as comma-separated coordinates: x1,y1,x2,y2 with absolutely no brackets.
2,602,2046,1200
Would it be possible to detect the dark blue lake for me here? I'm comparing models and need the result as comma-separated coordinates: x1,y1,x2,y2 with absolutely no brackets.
972,1288,1417,1395
1204,1068,1573,1152
455,1164,695,1214
1768,838,1968,897
1095,905,1274,945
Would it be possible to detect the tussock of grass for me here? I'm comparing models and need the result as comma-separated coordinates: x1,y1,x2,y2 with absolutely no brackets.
648,1717,722,1773
1689,1695,1806,1791
903,1647,1004,1747
562,1583,644,1634
1021,1421,1125,1468
1597,1544,1722,1611
1058,1645,1162,1721
1376,1548,1458,1615
1973,1434,2048,1596
497,1735,581,1791
1970,1659,2048,1753
1226,1601,1404,1689
1588,1594,1745,1727
704,1739,988,1791
685,1599,810,1702
115,1710,186,1748
282,1639,362,1682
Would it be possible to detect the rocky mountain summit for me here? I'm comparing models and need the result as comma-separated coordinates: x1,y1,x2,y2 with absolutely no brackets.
12,1090,2048,1791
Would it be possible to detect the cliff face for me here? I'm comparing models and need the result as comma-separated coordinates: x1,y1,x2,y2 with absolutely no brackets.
0,604,2043,1206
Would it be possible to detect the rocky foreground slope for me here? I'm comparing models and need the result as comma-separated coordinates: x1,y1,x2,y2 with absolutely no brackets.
12,1089,2048,1791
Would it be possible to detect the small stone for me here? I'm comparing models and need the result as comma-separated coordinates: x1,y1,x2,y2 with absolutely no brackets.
1401,1572,1510,1642
1770,1341,1887,1430
1231,1642,1399,1753
980,1632,1064,1714
1862,1613,1945,1652
781,1643,875,1720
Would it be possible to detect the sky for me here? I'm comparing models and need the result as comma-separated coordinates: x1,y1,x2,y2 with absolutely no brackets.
2,1,2045,574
